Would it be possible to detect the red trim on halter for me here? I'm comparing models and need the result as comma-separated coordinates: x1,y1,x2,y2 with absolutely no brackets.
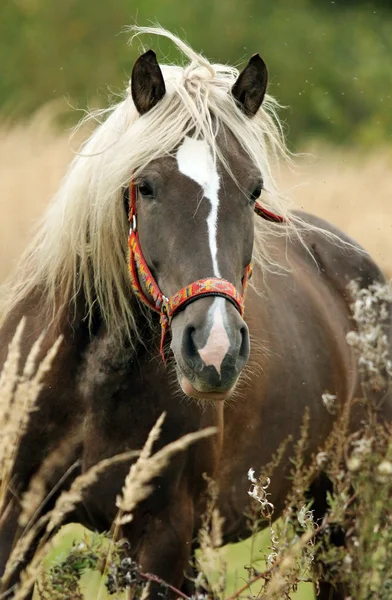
254,202,285,223
128,182,284,361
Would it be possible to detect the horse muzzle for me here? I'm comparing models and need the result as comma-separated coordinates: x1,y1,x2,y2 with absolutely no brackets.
171,296,250,400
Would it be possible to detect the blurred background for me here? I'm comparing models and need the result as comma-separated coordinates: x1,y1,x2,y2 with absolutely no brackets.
1,1,392,598
1,0,392,283
2,0,392,145
1,0,392,280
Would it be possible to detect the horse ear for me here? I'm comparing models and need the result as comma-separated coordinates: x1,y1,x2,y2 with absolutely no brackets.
232,54,268,117
131,49,166,115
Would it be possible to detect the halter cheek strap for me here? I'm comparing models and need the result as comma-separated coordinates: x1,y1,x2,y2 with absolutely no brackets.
254,203,285,223
128,182,284,361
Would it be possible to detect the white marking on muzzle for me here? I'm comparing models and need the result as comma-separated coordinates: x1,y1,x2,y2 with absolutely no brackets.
176,137,221,277
198,298,230,377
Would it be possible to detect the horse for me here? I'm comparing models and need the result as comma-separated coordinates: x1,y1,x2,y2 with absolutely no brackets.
0,26,390,600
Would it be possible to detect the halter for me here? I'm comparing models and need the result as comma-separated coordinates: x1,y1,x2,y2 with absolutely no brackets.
128,182,285,361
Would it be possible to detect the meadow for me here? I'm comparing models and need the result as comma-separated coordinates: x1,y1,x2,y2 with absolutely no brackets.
1,115,391,599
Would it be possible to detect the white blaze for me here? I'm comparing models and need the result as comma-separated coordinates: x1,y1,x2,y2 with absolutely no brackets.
176,138,229,375
198,298,231,376
176,137,221,277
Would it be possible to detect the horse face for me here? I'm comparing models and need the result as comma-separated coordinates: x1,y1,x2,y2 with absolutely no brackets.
131,51,268,401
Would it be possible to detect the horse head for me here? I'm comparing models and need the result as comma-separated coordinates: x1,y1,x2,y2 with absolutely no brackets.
128,49,271,401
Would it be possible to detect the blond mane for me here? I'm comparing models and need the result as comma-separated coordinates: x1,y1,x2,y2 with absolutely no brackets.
1,26,297,344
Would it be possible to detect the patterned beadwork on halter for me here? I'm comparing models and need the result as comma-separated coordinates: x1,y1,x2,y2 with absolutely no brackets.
128,182,284,361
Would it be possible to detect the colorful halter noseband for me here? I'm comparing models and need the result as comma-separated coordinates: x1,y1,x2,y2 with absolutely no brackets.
128,182,285,361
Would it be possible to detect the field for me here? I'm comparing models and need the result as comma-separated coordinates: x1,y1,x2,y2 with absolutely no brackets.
1,116,391,599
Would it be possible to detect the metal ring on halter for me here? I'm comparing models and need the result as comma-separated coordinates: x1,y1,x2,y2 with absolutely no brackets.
161,296,170,317
129,215,137,234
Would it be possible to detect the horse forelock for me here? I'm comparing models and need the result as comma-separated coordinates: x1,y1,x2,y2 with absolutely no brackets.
1,25,298,346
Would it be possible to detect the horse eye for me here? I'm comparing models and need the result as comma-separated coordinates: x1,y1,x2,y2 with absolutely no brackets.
250,183,263,202
138,181,154,199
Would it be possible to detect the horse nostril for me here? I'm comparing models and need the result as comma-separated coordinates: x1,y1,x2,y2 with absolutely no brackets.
182,325,201,370
183,325,196,354
238,325,250,363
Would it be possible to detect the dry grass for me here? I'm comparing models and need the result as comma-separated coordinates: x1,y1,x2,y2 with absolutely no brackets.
0,115,391,284
0,320,62,518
